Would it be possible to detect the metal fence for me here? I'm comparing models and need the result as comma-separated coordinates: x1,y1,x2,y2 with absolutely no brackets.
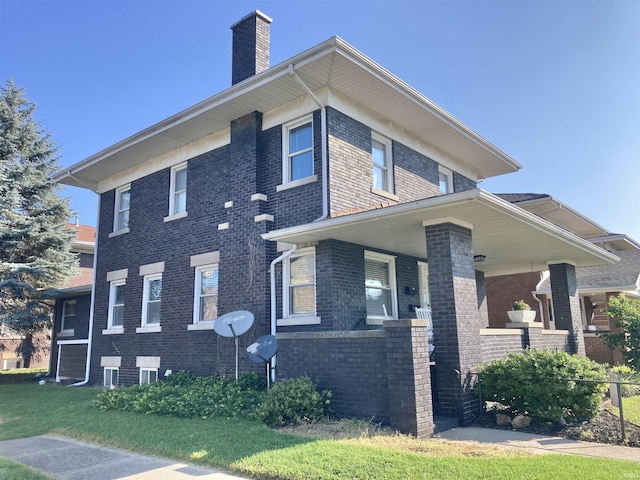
473,372,640,443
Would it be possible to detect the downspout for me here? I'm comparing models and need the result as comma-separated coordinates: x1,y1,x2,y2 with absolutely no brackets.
68,172,100,387
532,271,549,329
268,65,328,381
269,245,297,381
288,63,328,222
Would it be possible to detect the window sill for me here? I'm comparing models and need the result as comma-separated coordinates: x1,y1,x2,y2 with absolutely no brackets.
163,211,188,223
102,327,124,335
58,330,75,338
136,325,162,334
109,228,130,238
187,323,215,331
365,317,397,326
277,316,321,326
276,175,318,192
370,187,399,202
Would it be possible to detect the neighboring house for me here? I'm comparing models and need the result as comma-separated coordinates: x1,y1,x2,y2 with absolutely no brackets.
0,223,95,373
485,194,639,365
49,223,95,382
53,12,618,436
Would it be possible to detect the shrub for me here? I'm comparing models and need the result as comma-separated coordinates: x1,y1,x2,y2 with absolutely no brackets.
252,376,332,427
92,371,262,418
610,365,640,397
512,300,531,311
599,295,640,370
478,349,608,423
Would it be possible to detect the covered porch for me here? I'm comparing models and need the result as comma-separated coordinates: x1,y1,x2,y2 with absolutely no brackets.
263,189,619,435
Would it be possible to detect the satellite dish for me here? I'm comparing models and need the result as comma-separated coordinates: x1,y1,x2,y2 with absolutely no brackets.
214,310,254,338
247,335,278,363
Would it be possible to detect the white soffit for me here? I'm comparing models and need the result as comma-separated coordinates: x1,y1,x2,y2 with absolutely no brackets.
55,37,519,189
262,189,619,277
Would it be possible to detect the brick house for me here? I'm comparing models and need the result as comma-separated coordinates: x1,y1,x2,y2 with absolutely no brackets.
485,194,639,365
0,223,94,372
49,223,95,382
53,12,618,436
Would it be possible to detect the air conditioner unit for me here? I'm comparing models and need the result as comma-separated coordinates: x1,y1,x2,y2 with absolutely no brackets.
2,359,21,370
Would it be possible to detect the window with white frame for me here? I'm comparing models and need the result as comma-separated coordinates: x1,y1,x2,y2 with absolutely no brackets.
104,367,119,388
365,251,397,322
372,132,393,193
142,274,162,326
60,300,76,332
194,264,218,324
169,164,187,216
283,116,314,183
438,166,453,194
283,247,316,318
139,368,158,385
108,280,125,329
114,185,131,232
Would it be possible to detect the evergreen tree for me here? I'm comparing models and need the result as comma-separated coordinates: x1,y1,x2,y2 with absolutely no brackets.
0,80,77,366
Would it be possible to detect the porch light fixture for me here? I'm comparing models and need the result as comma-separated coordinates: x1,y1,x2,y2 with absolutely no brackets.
473,254,486,262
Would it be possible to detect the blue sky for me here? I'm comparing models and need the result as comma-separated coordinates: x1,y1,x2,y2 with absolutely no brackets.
2,0,639,242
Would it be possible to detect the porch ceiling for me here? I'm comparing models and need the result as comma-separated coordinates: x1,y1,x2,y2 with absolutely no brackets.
262,189,619,277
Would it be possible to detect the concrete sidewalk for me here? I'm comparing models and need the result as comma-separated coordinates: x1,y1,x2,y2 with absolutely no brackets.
0,435,249,480
436,427,640,463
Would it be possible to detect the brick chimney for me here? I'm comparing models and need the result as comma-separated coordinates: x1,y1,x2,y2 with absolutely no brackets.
231,11,272,85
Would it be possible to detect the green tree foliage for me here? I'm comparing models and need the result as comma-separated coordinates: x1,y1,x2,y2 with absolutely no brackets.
0,80,77,365
478,349,607,423
600,295,640,370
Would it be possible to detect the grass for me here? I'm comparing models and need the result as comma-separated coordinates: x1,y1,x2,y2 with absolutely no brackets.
609,395,640,426
0,458,53,480
1,384,639,480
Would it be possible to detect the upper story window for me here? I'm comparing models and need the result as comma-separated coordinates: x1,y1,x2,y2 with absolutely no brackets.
169,163,187,217
114,185,131,232
371,132,393,194
283,116,314,184
193,264,218,324
108,280,125,329
60,300,76,333
438,166,453,194
141,274,162,327
283,247,316,319
365,251,398,324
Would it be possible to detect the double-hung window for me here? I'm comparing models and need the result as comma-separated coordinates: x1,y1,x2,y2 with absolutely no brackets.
169,163,187,217
283,116,314,185
142,274,162,326
108,280,125,329
365,251,398,323
139,368,158,385
114,185,131,232
60,300,76,333
438,166,453,194
278,247,319,326
194,264,218,324
104,367,119,388
371,132,393,194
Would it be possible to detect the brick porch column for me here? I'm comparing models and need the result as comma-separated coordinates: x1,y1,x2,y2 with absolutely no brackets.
424,221,482,425
549,262,585,355
385,319,434,437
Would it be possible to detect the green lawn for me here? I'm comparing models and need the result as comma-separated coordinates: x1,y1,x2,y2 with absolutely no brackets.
609,395,640,426
0,458,53,480
1,384,639,480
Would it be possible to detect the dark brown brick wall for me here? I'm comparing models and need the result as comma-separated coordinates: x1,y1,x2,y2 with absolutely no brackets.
485,272,542,328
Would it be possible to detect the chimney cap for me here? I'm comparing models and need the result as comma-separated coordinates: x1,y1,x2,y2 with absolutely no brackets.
230,10,273,30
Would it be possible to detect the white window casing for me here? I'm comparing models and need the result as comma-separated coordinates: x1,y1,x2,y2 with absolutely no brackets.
107,280,126,331
112,185,131,233
60,300,76,334
279,247,320,326
140,274,162,328
438,166,453,194
365,251,398,325
139,368,158,385
103,367,119,388
192,264,219,326
280,115,315,187
165,163,188,221
371,132,394,195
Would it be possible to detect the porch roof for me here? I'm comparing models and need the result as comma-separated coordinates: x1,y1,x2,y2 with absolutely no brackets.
262,189,619,277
